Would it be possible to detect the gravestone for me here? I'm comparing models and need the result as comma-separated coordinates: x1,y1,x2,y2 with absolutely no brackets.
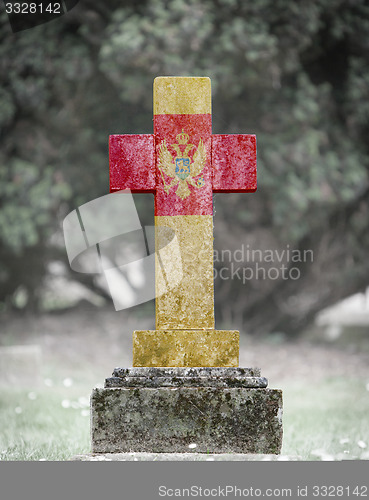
91,77,283,454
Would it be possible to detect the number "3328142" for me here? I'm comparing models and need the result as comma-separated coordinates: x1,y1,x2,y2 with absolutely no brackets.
5,3,62,14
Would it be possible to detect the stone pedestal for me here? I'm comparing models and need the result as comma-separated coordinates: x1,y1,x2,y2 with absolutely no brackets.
133,331,239,367
91,368,283,454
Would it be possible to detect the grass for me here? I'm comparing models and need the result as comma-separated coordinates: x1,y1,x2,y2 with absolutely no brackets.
281,376,369,460
0,376,368,460
0,385,91,460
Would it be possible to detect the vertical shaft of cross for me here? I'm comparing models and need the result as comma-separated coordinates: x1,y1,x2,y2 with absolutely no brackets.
154,77,214,331
132,78,239,367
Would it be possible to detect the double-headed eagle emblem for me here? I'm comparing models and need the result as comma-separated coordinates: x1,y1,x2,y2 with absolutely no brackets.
158,129,206,200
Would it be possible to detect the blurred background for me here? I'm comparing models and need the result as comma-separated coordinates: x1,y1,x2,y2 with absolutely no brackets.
0,0,369,460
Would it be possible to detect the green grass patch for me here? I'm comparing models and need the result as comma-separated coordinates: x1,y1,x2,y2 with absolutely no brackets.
281,376,369,460
0,386,91,461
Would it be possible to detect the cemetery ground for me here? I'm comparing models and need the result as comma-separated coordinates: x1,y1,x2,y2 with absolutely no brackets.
0,304,369,461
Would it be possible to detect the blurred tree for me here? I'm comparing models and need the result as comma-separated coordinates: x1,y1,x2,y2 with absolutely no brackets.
0,0,368,334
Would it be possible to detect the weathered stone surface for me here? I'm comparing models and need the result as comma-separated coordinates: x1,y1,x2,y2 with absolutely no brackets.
91,386,283,454
106,367,267,388
113,367,261,377
105,376,268,388
109,134,155,193
212,134,257,193
72,453,299,461
155,215,214,330
133,329,239,367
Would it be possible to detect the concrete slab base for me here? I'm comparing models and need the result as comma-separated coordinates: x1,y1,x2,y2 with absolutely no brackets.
91,368,283,455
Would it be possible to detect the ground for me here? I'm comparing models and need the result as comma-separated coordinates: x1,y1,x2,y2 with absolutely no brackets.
1,303,369,460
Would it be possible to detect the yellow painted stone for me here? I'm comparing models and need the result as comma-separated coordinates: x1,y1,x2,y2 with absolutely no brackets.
133,330,239,367
155,215,214,330
154,77,211,115
120,76,243,368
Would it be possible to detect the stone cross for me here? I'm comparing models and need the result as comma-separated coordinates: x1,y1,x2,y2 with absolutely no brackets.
109,77,256,367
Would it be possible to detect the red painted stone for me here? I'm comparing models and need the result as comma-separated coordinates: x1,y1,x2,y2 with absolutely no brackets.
109,134,155,193
109,105,257,209
154,114,212,216
212,135,257,193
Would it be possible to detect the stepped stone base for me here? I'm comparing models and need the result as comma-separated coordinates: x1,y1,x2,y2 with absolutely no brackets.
91,368,283,455
72,453,298,461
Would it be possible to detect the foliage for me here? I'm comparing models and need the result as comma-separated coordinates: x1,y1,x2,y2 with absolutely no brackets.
0,0,369,332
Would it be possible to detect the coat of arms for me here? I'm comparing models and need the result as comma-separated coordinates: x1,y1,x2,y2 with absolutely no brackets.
158,129,206,199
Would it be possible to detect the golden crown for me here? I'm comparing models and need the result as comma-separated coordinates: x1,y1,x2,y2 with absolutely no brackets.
176,129,189,145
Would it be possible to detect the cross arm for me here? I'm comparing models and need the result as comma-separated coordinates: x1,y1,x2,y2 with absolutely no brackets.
212,134,257,193
109,134,156,193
